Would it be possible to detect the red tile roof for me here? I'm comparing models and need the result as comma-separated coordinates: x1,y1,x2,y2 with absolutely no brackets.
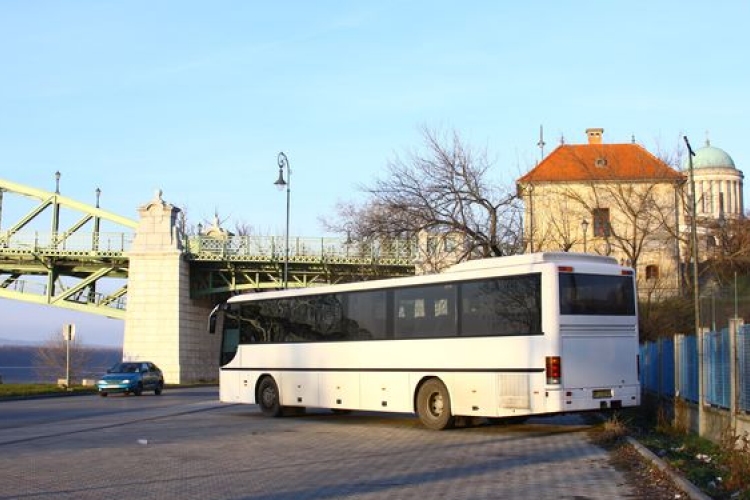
517,143,683,184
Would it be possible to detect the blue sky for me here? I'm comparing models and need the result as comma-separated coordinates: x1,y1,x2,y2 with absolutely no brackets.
1,1,748,346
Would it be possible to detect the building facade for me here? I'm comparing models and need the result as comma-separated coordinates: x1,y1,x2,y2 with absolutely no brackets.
517,129,744,299
517,128,686,299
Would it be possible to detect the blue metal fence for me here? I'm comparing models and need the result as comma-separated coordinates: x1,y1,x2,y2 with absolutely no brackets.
704,329,730,408
639,338,675,397
641,328,750,413
740,325,750,412
676,334,698,403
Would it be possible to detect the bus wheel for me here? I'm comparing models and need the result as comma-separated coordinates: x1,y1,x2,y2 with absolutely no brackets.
416,378,455,430
257,376,283,417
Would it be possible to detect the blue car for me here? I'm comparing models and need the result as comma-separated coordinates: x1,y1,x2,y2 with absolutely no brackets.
97,361,164,397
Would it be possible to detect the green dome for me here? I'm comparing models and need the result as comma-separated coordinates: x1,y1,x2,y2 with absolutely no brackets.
688,141,735,169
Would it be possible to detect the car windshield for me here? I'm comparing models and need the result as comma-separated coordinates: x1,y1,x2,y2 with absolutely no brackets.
110,362,140,373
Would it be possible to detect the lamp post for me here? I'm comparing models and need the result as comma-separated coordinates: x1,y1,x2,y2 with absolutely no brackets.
274,152,291,289
581,219,589,252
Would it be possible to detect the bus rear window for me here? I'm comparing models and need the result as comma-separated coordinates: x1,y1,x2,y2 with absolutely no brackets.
559,273,635,316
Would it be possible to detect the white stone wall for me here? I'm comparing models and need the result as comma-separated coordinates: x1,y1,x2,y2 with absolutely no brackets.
123,192,222,384
123,251,183,383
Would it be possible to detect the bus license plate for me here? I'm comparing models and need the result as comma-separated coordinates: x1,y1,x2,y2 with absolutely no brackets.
593,389,612,399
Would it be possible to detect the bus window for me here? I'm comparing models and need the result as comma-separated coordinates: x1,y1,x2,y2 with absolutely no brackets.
394,284,456,338
221,306,241,365
559,273,635,316
344,290,387,340
460,274,541,336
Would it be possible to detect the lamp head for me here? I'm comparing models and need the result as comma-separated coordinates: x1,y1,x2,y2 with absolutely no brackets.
274,167,287,190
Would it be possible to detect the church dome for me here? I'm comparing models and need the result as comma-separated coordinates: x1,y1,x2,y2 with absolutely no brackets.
688,140,736,169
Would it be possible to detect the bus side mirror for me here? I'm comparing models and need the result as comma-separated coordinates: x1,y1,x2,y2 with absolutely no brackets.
208,303,225,335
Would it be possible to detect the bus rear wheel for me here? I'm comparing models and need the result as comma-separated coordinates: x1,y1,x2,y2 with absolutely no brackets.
257,376,283,417
416,378,455,430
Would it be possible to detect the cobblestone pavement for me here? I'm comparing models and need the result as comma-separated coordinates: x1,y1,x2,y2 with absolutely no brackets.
0,392,641,499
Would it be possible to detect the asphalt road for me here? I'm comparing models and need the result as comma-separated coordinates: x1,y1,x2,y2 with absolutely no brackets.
0,387,640,499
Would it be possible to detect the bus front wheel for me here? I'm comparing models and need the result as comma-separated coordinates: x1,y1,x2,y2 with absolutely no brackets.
257,376,283,417
416,378,455,430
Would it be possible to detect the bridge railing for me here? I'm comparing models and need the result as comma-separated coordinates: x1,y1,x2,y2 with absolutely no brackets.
0,231,418,264
186,235,417,263
0,231,134,255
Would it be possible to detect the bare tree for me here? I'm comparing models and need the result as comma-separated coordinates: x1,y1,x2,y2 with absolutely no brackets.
324,127,523,263
233,220,255,237
33,332,93,384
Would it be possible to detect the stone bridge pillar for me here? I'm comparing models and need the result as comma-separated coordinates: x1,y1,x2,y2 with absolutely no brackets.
123,191,220,384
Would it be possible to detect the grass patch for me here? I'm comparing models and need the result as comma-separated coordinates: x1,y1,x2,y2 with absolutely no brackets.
0,383,97,398
609,402,750,500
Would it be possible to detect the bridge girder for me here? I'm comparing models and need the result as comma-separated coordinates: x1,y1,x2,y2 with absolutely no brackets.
1,176,420,320
189,258,415,300
0,177,136,318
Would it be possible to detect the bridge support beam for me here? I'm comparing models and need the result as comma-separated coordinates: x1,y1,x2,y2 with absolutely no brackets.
123,191,220,384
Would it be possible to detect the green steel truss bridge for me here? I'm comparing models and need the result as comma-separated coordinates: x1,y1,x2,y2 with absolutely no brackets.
0,177,416,320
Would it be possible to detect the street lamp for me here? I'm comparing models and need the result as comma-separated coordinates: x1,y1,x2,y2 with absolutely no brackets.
274,152,291,289
581,219,589,252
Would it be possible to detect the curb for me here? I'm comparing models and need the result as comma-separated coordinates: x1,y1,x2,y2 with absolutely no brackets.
625,436,712,500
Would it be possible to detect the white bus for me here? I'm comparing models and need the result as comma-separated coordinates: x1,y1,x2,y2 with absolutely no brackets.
209,252,640,429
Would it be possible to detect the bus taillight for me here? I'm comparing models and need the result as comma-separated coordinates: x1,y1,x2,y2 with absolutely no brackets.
546,356,561,384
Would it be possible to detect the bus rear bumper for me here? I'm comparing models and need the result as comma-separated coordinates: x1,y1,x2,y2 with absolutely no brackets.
547,385,640,412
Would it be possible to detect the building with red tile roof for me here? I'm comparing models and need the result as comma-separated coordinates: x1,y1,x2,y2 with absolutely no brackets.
517,128,685,298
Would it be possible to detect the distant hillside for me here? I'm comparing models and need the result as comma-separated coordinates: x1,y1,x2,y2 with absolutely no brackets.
0,345,122,384
0,338,43,347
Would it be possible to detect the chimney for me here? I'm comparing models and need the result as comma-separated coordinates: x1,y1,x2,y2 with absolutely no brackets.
586,128,604,144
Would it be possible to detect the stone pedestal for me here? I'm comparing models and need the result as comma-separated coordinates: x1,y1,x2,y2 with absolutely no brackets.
123,191,220,384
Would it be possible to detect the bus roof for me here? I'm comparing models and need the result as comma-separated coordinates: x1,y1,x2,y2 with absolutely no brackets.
224,252,624,304
443,252,618,273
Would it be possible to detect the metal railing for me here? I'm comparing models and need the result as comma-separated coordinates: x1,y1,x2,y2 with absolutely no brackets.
185,235,417,263
0,231,134,255
1,232,419,264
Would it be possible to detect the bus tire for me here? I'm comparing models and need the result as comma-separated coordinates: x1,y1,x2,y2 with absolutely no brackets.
416,378,455,430
257,376,283,417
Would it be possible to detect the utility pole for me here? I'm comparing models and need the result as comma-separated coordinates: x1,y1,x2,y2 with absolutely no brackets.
684,136,705,436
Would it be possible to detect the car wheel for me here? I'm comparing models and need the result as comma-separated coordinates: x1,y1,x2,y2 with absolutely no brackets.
154,382,163,396
99,392,108,397
133,383,143,396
